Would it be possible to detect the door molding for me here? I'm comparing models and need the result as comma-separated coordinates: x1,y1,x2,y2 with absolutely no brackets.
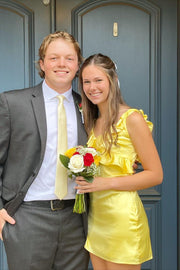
72,0,161,192
177,0,180,267
0,0,35,87
50,0,56,32
72,0,161,150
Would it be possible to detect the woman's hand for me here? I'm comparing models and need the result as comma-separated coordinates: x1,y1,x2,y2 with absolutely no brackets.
75,176,110,193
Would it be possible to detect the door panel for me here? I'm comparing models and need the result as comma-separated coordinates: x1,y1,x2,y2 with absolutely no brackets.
83,4,150,111
73,1,161,143
72,1,177,269
0,0,52,93
0,4,34,91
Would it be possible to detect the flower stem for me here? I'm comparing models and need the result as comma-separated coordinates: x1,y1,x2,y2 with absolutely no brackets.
73,194,86,214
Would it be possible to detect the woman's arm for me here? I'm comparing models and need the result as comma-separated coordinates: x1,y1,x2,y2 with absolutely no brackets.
76,111,163,193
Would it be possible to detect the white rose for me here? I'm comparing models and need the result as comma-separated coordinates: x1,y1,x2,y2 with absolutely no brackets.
84,147,97,156
68,155,85,173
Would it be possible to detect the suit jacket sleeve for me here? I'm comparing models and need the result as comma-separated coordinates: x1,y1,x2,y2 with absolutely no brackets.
0,93,11,209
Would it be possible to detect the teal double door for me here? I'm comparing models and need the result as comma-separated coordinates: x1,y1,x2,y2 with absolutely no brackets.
0,0,178,269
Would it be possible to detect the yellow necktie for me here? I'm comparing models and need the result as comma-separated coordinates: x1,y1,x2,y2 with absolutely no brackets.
55,95,68,200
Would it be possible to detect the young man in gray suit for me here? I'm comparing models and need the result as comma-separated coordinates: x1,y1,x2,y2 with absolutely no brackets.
0,31,89,270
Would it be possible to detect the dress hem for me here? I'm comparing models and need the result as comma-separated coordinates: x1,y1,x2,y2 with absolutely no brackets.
85,246,153,265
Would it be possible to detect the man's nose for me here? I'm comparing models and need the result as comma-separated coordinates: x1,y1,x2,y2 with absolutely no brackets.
57,57,65,66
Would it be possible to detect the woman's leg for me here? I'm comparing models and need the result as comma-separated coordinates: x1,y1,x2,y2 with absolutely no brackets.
90,253,107,270
90,253,141,270
106,261,141,270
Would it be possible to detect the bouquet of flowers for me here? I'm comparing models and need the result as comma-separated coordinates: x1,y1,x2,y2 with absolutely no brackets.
60,145,101,213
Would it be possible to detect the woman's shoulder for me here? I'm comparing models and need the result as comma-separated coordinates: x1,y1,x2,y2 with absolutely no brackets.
124,108,153,133
118,106,150,120
116,106,140,124
116,106,153,131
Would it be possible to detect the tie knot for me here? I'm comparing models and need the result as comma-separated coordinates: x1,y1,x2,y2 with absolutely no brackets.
57,95,65,103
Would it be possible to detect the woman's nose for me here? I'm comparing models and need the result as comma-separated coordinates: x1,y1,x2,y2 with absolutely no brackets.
89,82,96,90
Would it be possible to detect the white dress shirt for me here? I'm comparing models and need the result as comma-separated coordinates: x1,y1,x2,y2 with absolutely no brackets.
24,80,78,201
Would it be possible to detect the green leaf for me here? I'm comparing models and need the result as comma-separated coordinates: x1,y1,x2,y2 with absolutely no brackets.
83,176,94,183
59,154,70,169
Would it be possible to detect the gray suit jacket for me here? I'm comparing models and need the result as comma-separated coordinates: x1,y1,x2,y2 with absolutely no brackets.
0,83,88,232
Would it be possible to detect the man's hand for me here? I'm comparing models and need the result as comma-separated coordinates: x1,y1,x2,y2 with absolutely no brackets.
0,208,15,241
133,161,139,172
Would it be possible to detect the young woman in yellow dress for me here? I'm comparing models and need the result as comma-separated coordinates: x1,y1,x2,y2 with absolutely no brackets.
76,53,163,270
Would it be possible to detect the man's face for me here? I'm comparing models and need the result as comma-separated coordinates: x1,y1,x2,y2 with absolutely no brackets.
40,38,79,93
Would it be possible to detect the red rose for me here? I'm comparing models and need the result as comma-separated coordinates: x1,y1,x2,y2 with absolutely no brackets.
83,153,94,166
73,151,80,156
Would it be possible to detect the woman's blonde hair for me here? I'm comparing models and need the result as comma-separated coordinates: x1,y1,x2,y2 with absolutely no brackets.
37,31,83,78
79,53,125,154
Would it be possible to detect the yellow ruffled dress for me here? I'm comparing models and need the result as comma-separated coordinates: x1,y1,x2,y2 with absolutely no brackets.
84,109,153,264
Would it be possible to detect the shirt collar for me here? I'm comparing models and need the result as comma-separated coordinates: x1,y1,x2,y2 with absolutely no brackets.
42,80,73,102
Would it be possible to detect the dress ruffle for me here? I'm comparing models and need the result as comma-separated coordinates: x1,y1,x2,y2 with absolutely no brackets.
87,108,153,175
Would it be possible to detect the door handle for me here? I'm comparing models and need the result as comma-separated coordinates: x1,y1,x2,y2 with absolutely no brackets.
113,22,118,37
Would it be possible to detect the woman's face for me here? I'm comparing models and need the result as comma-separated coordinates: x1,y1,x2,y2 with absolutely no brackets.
82,64,110,107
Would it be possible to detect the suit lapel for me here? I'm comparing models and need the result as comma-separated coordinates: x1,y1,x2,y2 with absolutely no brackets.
31,83,47,160
31,87,87,157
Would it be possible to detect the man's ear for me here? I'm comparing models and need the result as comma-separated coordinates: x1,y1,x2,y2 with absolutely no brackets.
39,59,45,71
